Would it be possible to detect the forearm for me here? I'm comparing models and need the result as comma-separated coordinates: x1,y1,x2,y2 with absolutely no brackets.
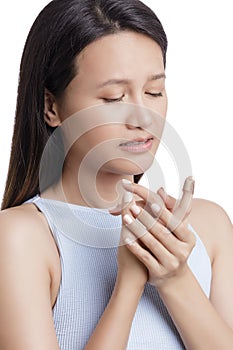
85,276,144,350
158,267,233,350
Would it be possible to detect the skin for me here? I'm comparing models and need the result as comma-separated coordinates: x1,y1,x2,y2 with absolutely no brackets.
43,31,167,207
0,31,233,350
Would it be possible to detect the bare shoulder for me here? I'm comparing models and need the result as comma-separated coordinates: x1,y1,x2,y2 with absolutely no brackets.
188,198,233,262
0,203,58,260
0,203,61,306
0,202,47,229
0,204,61,349
0,204,45,250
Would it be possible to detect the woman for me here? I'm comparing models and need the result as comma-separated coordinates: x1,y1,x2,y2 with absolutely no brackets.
0,0,233,349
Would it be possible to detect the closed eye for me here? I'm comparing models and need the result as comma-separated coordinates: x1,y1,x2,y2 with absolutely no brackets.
102,96,124,103
145,92,163,97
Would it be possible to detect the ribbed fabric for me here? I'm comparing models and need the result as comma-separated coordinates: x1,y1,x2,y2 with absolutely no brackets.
27,195,212,350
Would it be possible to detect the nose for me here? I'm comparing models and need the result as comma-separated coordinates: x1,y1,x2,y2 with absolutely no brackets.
125,104,153,129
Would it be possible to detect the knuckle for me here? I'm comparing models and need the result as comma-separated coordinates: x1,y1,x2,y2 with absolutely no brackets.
148,239,158,252
156,268,165,280
192,234,197,245
168,216,182,232
155,224,164,236
189,233,197,248
148,193,163,210
177,221,186,231
177,248,190,263
162,226,171,236
147,220,156,232
141,251,151,263
143,188,153,203
159,227,165,237
150,192,158,203
169,258,180,272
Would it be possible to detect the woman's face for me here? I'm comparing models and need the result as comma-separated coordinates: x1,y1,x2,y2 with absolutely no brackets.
54,31,168,177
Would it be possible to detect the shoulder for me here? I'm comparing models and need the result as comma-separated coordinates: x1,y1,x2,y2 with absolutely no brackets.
0,204,45,246
0,202,44,229
0,204,61,349
190,198,232,230
0,203,49,274
0,203,61,305
188,198,233,262
0,203,56,256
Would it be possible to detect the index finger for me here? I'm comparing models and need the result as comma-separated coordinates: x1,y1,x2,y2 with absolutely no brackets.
173,176,195,222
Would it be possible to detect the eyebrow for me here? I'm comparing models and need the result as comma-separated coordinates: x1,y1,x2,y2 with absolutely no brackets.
97,73,166,89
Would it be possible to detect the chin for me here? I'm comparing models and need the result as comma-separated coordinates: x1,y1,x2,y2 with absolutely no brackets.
102,156,155,176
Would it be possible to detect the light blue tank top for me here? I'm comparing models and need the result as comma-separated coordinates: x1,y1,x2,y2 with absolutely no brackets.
28,195,212,350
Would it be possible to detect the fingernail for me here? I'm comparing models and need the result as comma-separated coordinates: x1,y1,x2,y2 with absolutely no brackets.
151,203,161,214
123,214,133,224
123,191,133,204
131,204,141,216
125,238,135,246
121,179,133,189
122,179,132,185
183,176,195,194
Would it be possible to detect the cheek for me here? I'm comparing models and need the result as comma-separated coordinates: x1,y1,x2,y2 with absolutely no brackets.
57,93,92,121
71,125,122,154
85,126,121,145
156,95,168,118
162,93,168,116
146,96,168,121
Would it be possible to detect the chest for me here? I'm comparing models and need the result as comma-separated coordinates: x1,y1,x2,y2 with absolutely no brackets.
53,241,187,349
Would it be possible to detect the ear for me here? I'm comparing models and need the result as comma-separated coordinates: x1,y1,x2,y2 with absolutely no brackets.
44,89,61,127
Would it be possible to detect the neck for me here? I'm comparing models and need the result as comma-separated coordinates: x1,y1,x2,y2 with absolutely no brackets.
42,165,133,211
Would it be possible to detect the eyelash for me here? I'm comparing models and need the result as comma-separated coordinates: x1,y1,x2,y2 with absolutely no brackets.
146,92,163,98
103,92,163,103
103,96,124,103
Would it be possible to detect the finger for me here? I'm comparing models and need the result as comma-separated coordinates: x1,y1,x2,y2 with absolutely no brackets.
150,200,194,242
124,238,160,272
122,213,167,268
122,178,194,239
125,206,196,270
136,232,174,267
123,211,171,255
121,190,134,214
121,180,164,214
158,177,195,216
154,177,195,225
130,204,193,255
157,187,176,210
127,205,175,254
130,204,171,238
120,223,137,246
119,190,136,245
121,182,179,232
173,176,195,221
123,213,148,240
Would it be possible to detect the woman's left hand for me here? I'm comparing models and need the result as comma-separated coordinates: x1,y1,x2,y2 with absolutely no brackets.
121,177,196,289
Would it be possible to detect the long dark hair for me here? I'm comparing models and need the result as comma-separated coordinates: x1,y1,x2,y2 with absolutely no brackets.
2,0,167,210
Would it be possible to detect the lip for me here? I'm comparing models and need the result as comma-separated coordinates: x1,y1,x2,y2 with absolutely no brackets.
119,136,154,146
119,136,154,153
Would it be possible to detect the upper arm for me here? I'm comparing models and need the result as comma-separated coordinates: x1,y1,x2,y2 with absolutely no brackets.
0,208,60,350
189,199,233,329
208,204,233,329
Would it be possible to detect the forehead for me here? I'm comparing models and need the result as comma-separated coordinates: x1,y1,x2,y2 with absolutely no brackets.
76,31,164,81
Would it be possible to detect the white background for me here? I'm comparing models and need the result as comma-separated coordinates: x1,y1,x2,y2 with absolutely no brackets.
0,1,232,220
